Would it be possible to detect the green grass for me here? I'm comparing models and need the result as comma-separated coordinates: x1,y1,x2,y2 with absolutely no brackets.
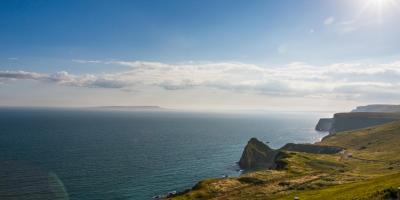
279,173,400,200
170,121,400,200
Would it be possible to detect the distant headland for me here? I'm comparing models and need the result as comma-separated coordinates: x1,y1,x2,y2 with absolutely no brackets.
316,104,400,134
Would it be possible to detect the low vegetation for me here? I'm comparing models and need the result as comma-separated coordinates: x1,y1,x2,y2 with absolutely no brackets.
170,121,400,200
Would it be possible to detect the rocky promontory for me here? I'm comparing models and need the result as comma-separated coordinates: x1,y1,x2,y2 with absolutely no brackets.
238,138,343,170
238,138,288,170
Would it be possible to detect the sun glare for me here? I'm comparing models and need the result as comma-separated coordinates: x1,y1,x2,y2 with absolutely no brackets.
358,0,399,20
370,0,390,6
365,0,397,12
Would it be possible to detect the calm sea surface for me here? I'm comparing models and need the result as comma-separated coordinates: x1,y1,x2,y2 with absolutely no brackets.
0,108,328,200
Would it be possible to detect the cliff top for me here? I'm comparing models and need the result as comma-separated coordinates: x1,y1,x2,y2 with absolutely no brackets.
352,104,400,113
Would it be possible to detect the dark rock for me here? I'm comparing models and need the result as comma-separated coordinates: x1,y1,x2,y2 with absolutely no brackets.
315,118,333,132
329,112,400,134
238,138,287,170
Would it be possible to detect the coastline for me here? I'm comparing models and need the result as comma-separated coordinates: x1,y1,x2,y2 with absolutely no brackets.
159,116,331,199
167,109,400,200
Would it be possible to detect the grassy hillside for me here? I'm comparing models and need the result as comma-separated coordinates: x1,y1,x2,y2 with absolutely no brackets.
169,121,400,200
279,173,400,200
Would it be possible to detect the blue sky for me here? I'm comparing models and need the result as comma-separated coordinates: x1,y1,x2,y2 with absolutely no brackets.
1,0,400,111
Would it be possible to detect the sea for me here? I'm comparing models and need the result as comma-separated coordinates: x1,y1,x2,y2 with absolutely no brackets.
0,108,329,200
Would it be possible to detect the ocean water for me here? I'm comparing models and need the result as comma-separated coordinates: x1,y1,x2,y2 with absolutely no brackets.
0,108,327,200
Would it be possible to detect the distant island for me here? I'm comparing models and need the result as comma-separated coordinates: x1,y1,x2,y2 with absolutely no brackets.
93,106,167,111
168,104,400,200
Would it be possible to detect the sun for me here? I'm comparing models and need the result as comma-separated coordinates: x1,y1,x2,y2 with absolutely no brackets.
369,0,393,8
365,0,397,11
360,0,398,19
370,0,391,6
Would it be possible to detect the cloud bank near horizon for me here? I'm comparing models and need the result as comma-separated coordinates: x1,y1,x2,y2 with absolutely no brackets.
1,60,400,102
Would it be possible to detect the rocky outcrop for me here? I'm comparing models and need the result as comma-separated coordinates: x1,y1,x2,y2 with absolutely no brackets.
315,118,333,132
238,138,343,170
238,138,288,170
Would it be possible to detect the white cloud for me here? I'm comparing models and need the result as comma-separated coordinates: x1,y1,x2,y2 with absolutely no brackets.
72,59,102,64
2,60,400,102
324,16,335,25
322,17,359,34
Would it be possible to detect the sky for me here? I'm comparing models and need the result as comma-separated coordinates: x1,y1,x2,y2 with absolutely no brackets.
1,0,400,111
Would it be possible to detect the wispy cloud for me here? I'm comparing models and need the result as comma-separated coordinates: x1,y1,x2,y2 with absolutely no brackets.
324,16,335,25
72,59,103,64
323,16,359,34
2,60,400,101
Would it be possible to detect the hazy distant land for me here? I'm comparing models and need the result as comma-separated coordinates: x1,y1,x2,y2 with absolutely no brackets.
92,106,168,111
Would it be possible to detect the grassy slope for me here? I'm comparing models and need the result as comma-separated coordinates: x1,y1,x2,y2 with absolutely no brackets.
170,121,400,200
279,173,400,200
